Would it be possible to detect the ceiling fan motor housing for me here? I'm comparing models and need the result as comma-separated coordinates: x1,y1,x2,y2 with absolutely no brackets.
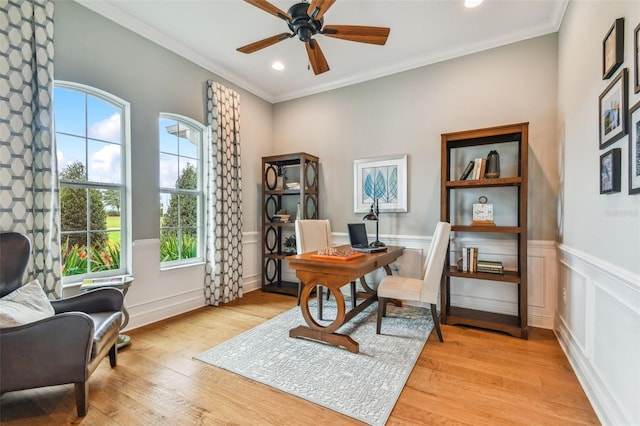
287,2,323,43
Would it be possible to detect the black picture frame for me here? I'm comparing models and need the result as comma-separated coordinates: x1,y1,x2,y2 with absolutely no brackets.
603,18,624,79
629,101,640,194
634,22,640,93
599,68,628,149
600,148,621,194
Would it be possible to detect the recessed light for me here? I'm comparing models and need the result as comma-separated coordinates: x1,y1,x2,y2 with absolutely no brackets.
465,0,483,8
272,61,285,71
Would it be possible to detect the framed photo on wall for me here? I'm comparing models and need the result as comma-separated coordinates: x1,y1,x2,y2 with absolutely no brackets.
353,155,407,213
603,18,624,79
599,68,628,149
600,148,621,194
634,22,640,93
629,101,640,194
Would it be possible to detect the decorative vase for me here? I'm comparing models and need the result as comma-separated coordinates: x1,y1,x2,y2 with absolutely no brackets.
485,150,500,178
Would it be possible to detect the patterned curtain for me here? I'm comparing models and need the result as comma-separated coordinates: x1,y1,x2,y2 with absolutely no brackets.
0,0,62,297
204,81,243,306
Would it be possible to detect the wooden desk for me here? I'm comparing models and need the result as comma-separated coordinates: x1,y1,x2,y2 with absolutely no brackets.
287,245,404,353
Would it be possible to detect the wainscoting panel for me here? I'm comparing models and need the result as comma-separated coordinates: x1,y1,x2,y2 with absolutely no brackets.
556,244,640,426
449,237,556,328
125,238,205,331
124,233,556,332
332,233,557,329
242,231,261,293
126,234,263,330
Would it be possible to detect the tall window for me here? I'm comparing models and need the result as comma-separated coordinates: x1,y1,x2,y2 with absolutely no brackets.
159,114,204,266
54,82,129,279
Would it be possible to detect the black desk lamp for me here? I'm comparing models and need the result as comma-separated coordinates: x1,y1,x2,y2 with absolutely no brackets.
362,198,385,247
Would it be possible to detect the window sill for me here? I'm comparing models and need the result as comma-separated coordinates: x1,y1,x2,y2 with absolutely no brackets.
160,260,205,272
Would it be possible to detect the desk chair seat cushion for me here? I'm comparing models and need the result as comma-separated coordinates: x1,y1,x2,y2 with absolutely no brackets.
0,279,55,327
377,276,422,301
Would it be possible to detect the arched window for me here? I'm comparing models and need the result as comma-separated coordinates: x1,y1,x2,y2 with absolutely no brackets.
54,82,130,280
159,113,204,266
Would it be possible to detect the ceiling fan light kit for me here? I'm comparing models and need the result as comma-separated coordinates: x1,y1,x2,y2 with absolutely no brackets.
238,0,390,75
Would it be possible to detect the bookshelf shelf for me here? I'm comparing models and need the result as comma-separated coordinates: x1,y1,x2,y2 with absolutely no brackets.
446,268,520,283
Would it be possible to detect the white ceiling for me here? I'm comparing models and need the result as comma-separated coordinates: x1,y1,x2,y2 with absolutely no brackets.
76,0,567,103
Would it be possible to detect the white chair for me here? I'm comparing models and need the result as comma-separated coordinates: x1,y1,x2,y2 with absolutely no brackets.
376,221,451,342
294,220,356,309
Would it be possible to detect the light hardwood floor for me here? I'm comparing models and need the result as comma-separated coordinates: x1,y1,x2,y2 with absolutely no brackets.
1,290,599,425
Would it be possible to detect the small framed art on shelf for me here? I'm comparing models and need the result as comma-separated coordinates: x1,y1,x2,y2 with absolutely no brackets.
599,68,628,149
603,18,624,79
600,148,621,194
628,101,640,194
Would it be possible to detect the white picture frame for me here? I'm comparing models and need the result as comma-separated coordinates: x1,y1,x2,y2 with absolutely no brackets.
353,155,407,213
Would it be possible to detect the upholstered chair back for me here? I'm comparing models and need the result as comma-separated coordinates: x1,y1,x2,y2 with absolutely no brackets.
419,221,451,304
295,219,332,254
0,232,31,297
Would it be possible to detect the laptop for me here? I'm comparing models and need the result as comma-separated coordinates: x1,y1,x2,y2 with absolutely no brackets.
347,223,387,253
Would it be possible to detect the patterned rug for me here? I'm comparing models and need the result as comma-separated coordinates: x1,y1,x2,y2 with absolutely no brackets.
194,298,434,425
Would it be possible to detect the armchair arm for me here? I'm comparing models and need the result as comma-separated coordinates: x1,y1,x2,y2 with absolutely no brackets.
51,287,123,314
0,313,94,393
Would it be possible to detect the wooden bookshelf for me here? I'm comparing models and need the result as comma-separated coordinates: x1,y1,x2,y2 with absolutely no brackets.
261,153,319,297
440,123,528,339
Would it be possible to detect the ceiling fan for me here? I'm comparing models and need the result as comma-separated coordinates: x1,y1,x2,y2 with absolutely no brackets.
237,0,390,75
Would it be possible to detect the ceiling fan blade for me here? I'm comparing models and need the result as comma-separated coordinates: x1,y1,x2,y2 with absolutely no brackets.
307,0,336,21
322,25,390,45
237,33,292,54
305,39,330,75
244,0,291,21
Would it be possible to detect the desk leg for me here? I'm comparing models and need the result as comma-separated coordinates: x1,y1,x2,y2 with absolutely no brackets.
289,325,359,353
317,286,323,320
291,281,361,353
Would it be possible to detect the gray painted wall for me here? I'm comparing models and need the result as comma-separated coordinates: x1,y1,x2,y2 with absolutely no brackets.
557,0,640,274
272,34,559,241
54,0,274,240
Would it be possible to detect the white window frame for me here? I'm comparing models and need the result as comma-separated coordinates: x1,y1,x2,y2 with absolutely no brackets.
54,81,131,284
159,113,205,269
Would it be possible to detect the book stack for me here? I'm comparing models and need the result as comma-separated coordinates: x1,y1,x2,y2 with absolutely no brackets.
476,260,504,274
272,214,290,223
457,247,504,275
458,158,488,180
460,246,478,272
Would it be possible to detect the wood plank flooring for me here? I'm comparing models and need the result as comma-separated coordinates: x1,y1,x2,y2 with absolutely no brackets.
0,290,599,425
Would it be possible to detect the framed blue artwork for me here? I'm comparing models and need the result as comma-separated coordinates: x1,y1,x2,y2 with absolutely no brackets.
354,155,407,213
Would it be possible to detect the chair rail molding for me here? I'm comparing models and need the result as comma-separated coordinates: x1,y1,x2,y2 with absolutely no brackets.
556,243,640,426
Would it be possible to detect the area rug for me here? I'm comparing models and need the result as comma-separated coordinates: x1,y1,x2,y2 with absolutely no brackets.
194,299,434,425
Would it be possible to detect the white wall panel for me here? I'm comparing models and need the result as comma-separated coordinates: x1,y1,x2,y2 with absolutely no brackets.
556,244,640,426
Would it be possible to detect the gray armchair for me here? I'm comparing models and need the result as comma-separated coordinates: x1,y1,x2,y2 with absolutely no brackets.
0,232,124,417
